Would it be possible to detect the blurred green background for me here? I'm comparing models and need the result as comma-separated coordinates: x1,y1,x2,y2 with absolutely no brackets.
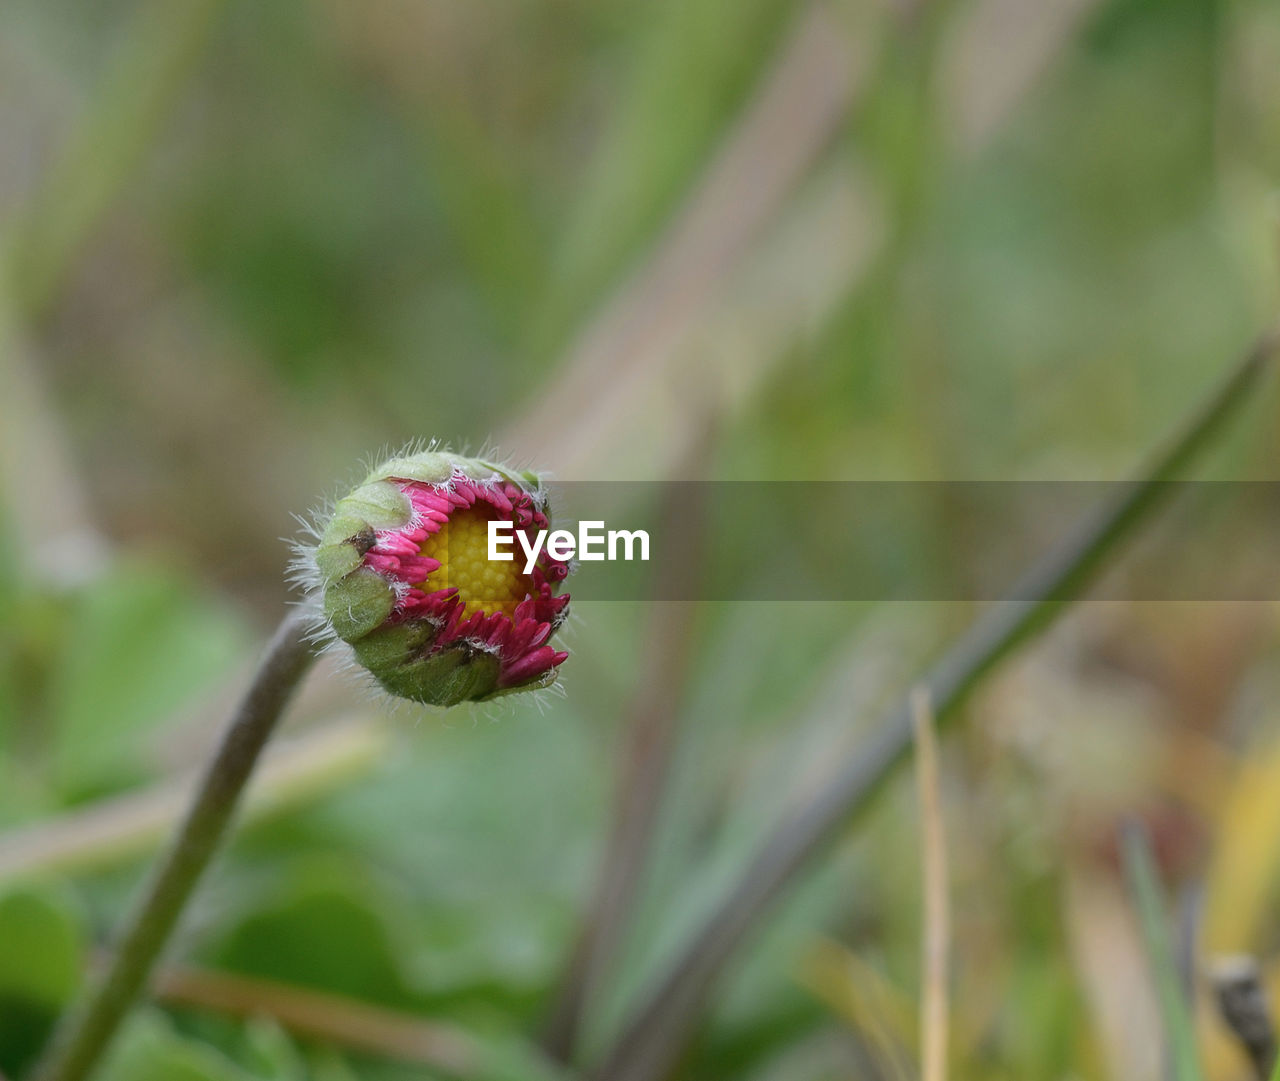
3,0,1280,1078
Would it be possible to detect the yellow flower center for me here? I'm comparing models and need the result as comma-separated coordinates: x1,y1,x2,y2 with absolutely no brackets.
416,505,532,618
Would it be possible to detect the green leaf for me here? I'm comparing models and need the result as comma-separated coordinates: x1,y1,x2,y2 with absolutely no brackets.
206,857,419,1010
241,1016,307,1081
99,1010,254,1081
305,1048,362,1081
0,883,84,1076
0,883,83,1006
49,560,251,799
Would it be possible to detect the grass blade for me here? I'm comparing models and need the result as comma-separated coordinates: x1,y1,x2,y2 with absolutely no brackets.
1121,822,1205,1081
3,0,227,321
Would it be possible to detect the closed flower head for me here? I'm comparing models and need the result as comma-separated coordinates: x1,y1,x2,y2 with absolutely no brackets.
305,447,570,706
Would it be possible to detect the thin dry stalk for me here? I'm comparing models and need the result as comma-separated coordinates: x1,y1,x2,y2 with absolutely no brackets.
911,688,949,1081
0,719,385,883
503,2,857,473
152,964,487,1077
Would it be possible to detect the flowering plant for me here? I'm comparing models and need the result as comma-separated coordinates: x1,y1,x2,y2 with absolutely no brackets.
304,447,571,705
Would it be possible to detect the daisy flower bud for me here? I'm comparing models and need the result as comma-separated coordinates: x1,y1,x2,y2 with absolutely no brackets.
305,447,570,706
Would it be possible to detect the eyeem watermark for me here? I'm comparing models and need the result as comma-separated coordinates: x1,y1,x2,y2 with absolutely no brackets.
489,519,650,574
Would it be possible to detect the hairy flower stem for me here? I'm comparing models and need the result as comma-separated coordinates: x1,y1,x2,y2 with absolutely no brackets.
31,611,319,1081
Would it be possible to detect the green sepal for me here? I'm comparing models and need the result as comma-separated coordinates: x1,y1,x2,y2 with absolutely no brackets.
334,482,410,531
314,513,374,587
366,452,453,487
314,481,410,589
481,667,558,700
314,542,364,586
322,569,395,642
350,622,436,673
373,644,503,707
363,449,545,505
318,513,372,551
